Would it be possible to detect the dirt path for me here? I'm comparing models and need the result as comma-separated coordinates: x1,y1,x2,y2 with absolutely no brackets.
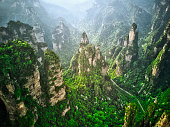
111,79,145,113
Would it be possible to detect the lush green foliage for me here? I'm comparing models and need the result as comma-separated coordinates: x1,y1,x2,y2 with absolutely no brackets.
61,70,124,127
0,40,37,126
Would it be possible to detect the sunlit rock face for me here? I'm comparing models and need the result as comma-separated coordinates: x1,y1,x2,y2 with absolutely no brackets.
128,23,138,46
124,23,138,65
109,23,138,77
70,32,108,76
154,112,170,127
0,39,66,125
24,66,43,104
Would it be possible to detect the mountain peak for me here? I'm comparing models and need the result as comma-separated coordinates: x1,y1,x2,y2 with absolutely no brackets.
131,23,137,31
129,23,138,46
81,32,89,44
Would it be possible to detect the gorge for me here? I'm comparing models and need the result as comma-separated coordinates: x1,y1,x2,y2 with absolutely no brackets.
0,0,169,127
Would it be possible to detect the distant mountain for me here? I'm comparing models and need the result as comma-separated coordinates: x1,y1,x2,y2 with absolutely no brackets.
51,18,81,67
0,0,81,65
80,0,153,52
0,0,54,47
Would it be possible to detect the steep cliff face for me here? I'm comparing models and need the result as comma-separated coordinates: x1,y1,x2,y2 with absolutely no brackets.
109,23,138,77
151,0,170,43
70,32,108,76
145,21,170,91
0,21,37,43
143,0,170,62
52,22,71,51
0,40,43,125
0,21,67,126
67,32,118,104
44,49,66,106
120,21,170,127
0,21,48,65
33,23,45,43
52,19,80,67
0,0,54,47
0,40,67,126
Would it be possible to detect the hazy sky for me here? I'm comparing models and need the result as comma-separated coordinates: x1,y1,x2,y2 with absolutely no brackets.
41,0,94,17
41,0,92,7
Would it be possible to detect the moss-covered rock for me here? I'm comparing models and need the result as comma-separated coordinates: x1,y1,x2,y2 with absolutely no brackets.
0,40,43,125
44,49,66,106
0,21,36,43
70,32,108,76
145,21,170,90
123,103,137,127
0,20,48,66
154,112,170,127
109,23,138,78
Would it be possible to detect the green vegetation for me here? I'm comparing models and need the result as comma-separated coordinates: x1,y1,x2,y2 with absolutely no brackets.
0,6,169,126
62,70,124,127
1,35,169,126
44,49,60,64
0,40,37,126
124,103,137,127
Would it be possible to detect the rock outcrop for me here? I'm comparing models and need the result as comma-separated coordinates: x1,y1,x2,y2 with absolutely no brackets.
0,21,66,125
70,32,108,76
0,21,48,65
0,40,43,124
123,103,137,127
0,21,37,43
109,23,138,77
51,19,79,67
52,21,71,51
145,21,170,90
81,0,152,50
68,32,118,105
154,112,170,127
150,0,170,43
33,23,45,43
0,40,67,126
44,49,66,106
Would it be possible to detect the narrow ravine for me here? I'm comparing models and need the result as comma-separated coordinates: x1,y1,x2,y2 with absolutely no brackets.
111,79,145,113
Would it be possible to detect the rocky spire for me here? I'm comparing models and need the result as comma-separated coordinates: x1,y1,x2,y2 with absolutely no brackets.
81,32,89,44
71,32,107,76
128,23,138,46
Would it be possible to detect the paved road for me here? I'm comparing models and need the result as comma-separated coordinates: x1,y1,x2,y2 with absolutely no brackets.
111,79,145,113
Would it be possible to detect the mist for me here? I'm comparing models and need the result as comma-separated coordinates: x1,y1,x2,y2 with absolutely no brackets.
40,0,94,23
0,0,169,127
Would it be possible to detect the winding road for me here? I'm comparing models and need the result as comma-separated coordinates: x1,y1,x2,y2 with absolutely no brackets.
111,79,145,113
